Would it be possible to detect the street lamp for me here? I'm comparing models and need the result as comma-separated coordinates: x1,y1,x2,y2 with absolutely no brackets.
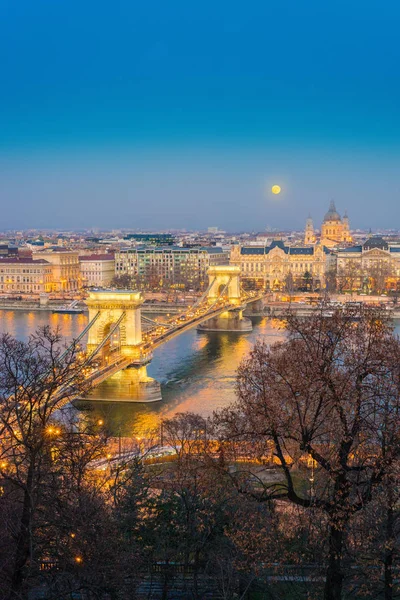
46,426,61,436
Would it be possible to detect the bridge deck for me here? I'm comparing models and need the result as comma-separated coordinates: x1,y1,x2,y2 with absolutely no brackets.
56,292,264,405
79,293,263,388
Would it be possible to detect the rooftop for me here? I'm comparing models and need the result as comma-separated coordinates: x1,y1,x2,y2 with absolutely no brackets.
0,258,51,264
79,254,115,261
337,246,363,253
120,246,225,254
323,200,341,223
240,241,331,256
363,236,389,251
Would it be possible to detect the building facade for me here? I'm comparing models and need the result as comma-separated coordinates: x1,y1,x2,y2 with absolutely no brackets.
32,249,81,292
115,246,229,290
230,240,332,290
79,254,115,288
304,201,352,248
337,237,400,292
0,258,53,294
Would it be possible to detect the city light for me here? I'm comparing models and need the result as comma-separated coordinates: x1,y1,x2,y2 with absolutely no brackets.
46,427,61,436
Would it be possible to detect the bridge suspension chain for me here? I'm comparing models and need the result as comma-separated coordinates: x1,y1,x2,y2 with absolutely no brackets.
164,277,218,326
207,277,232,310
142,277,233,340
239,286,252,300
57,311,101,362
142,277,234,346
141,315,174,329
188,277,217,311
83,312,126,365
49,312,127,404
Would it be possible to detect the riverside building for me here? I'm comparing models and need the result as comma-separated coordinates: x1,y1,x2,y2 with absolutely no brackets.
115,246,229,290
32,249,81,292
0,257,53,294
337,236,400,292
79,254,115,288
230,240,332,290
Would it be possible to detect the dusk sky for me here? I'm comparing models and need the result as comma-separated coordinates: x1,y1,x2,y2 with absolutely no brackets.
1,0,400,231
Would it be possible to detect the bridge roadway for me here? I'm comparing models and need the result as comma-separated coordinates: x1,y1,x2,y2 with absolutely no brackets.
88,298,259,388
52,289,263,407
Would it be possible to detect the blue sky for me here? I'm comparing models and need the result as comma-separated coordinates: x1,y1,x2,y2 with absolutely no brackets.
1,0,400,230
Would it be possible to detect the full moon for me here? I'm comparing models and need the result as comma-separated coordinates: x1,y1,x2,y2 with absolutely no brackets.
271,185,281,195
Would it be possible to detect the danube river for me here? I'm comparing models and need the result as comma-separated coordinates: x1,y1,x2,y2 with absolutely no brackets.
0,310,286,435
1,310,398,436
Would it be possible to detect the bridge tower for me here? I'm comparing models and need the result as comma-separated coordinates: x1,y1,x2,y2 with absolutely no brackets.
85,290,161,402
199,266,252,332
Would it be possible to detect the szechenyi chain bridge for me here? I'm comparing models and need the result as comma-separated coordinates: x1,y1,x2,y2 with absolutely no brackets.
69,266,264,404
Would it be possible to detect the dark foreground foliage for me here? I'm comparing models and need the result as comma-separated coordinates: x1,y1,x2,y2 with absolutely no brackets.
0,310,399,600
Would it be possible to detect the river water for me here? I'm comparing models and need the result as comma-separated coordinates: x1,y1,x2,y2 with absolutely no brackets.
0,310,398,436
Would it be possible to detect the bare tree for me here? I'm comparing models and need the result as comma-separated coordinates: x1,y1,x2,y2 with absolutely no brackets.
347,463,400,599
337,261,362,294
110,273,135,289
0,327,92,599
214,307,400,600
283,272,294,298
325,268,337,293
368,261,393,294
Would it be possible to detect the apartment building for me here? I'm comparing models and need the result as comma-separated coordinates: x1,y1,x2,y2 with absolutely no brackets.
115,246,229,290
79,254,115,288
32,249,81,292
0,258,53,294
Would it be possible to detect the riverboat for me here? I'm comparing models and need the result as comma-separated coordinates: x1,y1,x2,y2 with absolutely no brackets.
52,300,83,315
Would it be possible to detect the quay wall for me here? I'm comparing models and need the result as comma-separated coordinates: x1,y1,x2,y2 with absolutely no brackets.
0,298,399,320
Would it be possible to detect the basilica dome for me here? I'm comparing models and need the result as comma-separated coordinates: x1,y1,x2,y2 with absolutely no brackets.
323,200,341,222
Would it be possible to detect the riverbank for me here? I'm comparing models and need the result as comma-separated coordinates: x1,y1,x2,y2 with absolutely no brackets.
0,299,79,311
1,296,399,318
0,299,186,314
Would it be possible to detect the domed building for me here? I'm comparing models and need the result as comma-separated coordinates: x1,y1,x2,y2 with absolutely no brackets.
305,201,352,248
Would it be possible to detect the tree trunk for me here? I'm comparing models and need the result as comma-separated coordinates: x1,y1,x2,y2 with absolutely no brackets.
193,548,200,599
384,506,394,600
324,524,344,600
9,461,34,599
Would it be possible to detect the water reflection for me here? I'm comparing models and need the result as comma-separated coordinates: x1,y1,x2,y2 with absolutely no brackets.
76,317,287,435
0,310,88,341
1,309,398,437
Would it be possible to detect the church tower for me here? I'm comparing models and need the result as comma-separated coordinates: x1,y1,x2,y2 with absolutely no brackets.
342,210,352,243
304,215,316,245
